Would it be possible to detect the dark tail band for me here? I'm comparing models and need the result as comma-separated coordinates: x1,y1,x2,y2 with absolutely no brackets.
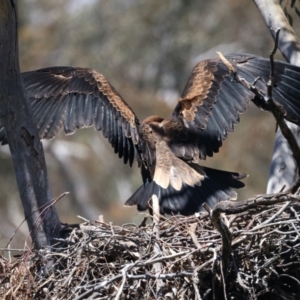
124,165,247,216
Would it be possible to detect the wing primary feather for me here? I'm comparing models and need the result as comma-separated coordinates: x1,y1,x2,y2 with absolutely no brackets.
38,96,63,138
128,138,135,167
31,97,52,126
33,97,58,135
43,94,68,139
64,95,78,134
112,114,118,153
101,103,108,138
74,93,87,128
117,123,123,158
94,102,104,131
82,93,94,127
108,108,114,145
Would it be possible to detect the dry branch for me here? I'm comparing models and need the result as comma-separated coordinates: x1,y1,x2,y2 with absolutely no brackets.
254,0,300,194
1,192,300,299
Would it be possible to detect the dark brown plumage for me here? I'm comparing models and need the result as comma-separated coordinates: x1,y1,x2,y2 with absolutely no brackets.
1,54,300,215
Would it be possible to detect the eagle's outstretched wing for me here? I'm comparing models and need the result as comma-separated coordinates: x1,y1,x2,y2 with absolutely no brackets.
171,54,300,159
0,67,140,166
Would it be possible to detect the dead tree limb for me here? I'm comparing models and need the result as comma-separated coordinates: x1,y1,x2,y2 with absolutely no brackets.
0,0,61,249
212,191,300,215
253,0,300,193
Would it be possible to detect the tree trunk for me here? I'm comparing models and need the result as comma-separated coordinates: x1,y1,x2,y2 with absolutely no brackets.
253,0,300,193
0,0,61,249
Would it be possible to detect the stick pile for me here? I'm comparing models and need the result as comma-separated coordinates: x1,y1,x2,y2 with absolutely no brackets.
1,194,300,299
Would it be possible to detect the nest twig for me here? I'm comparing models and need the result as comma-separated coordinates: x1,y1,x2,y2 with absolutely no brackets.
1,192,300,299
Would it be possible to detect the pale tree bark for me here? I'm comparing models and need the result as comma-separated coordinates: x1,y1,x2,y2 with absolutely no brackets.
253,0,300,193
0,0,61,249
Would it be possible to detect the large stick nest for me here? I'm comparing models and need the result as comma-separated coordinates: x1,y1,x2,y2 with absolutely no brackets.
1,193,300,300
